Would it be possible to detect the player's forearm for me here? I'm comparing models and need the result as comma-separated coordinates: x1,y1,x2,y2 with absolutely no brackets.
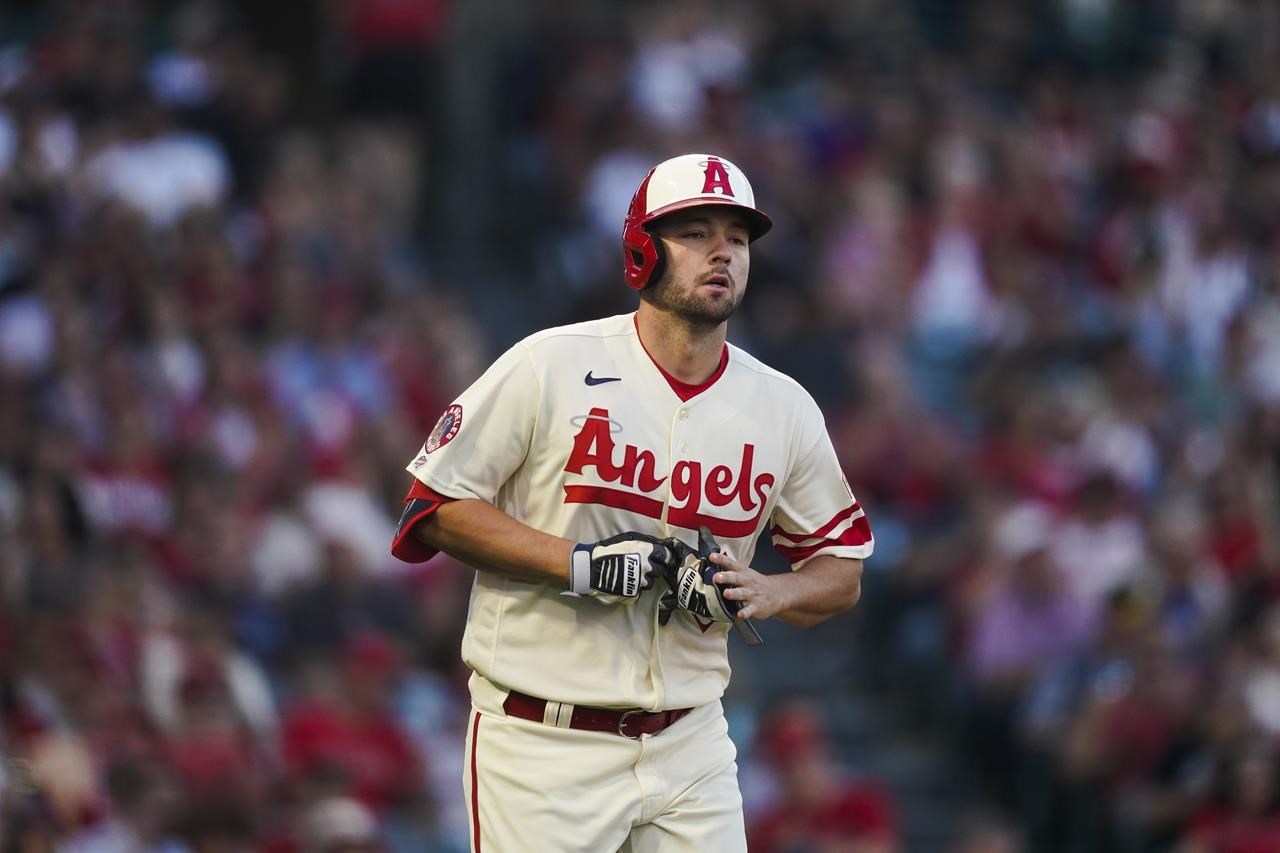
772,556,862,627
414,498,573,585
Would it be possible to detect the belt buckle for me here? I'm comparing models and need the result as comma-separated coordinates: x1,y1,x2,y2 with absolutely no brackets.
617,709,643,740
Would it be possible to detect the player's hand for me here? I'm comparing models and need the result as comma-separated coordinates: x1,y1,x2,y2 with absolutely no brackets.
568,533,676,603
657,535,737,625
665,525,762,645
704,550,789,622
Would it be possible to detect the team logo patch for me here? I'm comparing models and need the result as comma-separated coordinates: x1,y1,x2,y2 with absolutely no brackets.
425,404,463,453
700,157,735,197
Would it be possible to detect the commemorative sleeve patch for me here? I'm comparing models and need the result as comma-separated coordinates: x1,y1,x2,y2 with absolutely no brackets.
425,404,463,453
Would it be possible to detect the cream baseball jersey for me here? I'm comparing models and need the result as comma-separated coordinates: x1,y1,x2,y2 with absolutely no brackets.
393,312,873,711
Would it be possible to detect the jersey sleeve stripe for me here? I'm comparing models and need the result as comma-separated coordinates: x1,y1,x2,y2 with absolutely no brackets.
772,516,873,564
771,514,864,550
390,479,453,563
769,502,864,544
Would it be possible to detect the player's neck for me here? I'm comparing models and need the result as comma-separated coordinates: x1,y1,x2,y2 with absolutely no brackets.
634,305,726,384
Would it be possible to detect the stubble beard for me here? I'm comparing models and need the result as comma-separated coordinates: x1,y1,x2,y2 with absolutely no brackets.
642,270,742,330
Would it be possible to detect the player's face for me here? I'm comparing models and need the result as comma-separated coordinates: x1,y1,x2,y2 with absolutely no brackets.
645,208,751,328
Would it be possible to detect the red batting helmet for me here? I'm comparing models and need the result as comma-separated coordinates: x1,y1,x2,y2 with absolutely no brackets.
622,153,773,290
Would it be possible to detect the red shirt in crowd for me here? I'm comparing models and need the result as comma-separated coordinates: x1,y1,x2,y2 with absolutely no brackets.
748,780,897,853
281,699,421,812
1184,807,1280,853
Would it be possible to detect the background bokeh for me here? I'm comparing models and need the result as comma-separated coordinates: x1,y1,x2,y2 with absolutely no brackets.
1,1,1279,851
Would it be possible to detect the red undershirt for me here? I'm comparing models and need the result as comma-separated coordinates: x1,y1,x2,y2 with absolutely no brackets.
632,313,729,401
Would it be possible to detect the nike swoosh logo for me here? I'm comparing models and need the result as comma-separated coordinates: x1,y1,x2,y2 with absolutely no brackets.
584,371,622,386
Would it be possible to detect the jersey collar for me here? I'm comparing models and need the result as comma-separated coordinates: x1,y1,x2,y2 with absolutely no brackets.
632,313,730,402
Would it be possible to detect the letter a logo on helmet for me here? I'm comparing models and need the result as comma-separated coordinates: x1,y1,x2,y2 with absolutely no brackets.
700,157,735,197
622,153,772,290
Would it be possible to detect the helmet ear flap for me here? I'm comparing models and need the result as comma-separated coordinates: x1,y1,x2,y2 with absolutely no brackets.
623,168,660,290
623,228,665,290
622,211,661,290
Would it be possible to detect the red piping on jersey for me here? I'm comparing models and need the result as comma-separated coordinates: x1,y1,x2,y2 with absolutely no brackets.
470,711,482,852
564,484,665,518
632,314,729,401
772,518,873,564
564,484,768,538
667,502,767,538
390,479,452,563
771,502,865,543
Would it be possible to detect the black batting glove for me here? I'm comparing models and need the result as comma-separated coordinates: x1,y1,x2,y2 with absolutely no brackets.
568,532,677,603
657,527,738,625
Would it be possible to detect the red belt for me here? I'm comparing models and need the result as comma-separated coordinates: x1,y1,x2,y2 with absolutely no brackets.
502,690,693,740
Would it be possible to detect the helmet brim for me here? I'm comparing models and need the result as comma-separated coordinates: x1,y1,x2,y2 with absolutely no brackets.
642,197,773,242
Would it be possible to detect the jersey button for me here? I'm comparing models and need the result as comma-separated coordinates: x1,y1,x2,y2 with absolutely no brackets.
678,409,689,420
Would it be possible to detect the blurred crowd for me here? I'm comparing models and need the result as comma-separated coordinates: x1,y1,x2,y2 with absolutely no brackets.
0,0,473,850
0,0,1279,851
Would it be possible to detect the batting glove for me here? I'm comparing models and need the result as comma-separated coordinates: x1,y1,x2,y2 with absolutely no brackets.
568,533,676,603
657,526,738,625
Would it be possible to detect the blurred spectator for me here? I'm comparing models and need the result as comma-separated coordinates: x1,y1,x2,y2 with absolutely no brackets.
139,592,277,746
1147,497,1230,657
300,796,381,853
1048,472,1150,614
280,631,424,815
963,503,1092,691
1242,604,1280,738
958,501,1092,805
59,759,186,853
82,95,229,229
628,1,749,133
748,701,898,853
282,537,412,666
1021,591,1199,850
334,0,451,120
1177,739,1280,853
946,811,1022,853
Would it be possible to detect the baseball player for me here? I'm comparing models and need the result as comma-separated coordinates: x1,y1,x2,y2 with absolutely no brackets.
391,153,873,852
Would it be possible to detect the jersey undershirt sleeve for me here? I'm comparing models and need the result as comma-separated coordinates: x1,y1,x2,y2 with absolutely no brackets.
390,479,452,563
391,342,542,564
768,418,874,569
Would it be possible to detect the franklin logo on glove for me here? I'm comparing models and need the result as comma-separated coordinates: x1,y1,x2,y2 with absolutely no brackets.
567,533,678,604
659,526,764,645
